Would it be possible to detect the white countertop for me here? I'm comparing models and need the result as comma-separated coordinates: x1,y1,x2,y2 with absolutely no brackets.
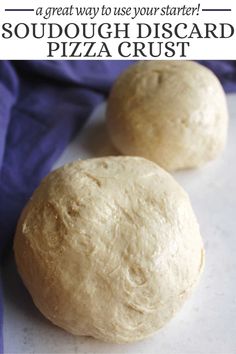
2,95,236,354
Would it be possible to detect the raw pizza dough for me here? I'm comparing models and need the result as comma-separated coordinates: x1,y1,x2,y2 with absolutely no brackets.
106,61,228,171
14,156,205,343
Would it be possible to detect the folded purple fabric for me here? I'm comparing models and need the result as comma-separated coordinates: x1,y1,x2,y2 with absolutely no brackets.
0,60,236,353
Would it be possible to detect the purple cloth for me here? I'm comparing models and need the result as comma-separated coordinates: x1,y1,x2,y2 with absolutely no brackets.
0,60,236,353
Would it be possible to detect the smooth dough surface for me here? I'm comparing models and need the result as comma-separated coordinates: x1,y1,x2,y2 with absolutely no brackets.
106,61,228,171
14,156,204,343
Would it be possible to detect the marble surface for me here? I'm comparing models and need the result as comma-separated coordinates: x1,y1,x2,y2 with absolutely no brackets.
2,95,236,354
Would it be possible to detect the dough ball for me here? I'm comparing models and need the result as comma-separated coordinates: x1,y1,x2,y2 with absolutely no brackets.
106,61,228,171
14,156,204,343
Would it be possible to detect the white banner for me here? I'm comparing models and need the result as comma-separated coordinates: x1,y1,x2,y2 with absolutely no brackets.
0,0,235,59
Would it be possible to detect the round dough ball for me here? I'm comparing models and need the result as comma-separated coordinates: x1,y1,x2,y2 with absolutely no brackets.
106,61,228,171
14,156,204,343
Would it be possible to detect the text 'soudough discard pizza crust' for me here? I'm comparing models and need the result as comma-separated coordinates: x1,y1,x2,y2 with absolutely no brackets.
106,61,228,171
14,156,205,343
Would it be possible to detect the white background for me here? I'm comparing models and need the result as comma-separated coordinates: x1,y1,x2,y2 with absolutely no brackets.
0,0,235,59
